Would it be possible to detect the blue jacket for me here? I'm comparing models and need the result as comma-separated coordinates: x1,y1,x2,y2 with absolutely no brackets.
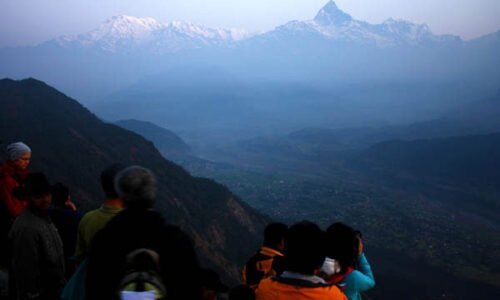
341,253,375,300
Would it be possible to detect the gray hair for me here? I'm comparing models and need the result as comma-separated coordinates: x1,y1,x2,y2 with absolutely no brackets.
114,165,157,209
6,142,31,161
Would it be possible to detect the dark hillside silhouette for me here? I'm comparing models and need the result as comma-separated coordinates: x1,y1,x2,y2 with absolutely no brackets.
0,78,268,282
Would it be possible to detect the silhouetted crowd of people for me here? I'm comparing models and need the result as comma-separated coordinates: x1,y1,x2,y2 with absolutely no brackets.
0,141,375,300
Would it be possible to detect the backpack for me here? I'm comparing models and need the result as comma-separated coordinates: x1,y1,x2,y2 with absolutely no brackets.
119,248,167,300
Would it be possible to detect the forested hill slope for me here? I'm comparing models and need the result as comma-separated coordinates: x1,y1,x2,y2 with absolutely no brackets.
357,133,500,186
0,78,268,282
347,132,500,225
115,119,191,158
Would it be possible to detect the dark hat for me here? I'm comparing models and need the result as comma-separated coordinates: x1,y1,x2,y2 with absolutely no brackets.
200,268,228,293
24,172,51,197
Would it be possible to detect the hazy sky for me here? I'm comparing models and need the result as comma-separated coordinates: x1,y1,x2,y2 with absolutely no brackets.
1,0,500,47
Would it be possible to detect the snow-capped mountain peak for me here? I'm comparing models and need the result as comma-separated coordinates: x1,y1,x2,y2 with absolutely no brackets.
375,18,437,45
314,1,352,26
104,15,163,30
51,2,464,53
263,1,461,47
91,15,164,40
162,21,247,41
54,16,248,53
382,18,431,36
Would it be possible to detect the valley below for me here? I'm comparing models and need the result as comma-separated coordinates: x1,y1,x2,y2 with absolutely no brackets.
178,127,500,298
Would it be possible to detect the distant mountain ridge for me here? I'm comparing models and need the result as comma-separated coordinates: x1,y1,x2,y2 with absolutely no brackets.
259,1,462,47
0,1,499,140
49,15,248,53
12,1,495,54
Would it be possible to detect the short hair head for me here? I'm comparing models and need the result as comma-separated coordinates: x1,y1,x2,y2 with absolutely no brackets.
6,142,31,161
285,221,326,275
51,182,69,208
325,222,359,270
263,222,288,249
114,165,157,209
100,163,127,199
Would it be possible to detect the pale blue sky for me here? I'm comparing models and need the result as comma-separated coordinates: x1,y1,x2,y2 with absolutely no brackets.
1,0,499,47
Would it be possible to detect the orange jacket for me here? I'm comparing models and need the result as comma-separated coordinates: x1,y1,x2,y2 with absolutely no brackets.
256,277,347,300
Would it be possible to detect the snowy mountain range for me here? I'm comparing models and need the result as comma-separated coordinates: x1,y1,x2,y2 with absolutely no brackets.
1,0,498,103
43,1,473,53
52,15,249,53
260,1,462,47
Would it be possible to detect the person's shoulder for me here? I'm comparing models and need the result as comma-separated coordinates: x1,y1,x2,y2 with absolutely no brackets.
0,169,16,184
15,209,37,223
256,277,275,290
80,207,102,221
0,163,9,175
100,209,163,237
10,211,43,235
325,284,346,297
161,223,196,255
144,209,165,222
0,163,25,180
113,208,162,224
163,223,190,241
343,268,373,288
297,283,346,300
343,267,375,291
